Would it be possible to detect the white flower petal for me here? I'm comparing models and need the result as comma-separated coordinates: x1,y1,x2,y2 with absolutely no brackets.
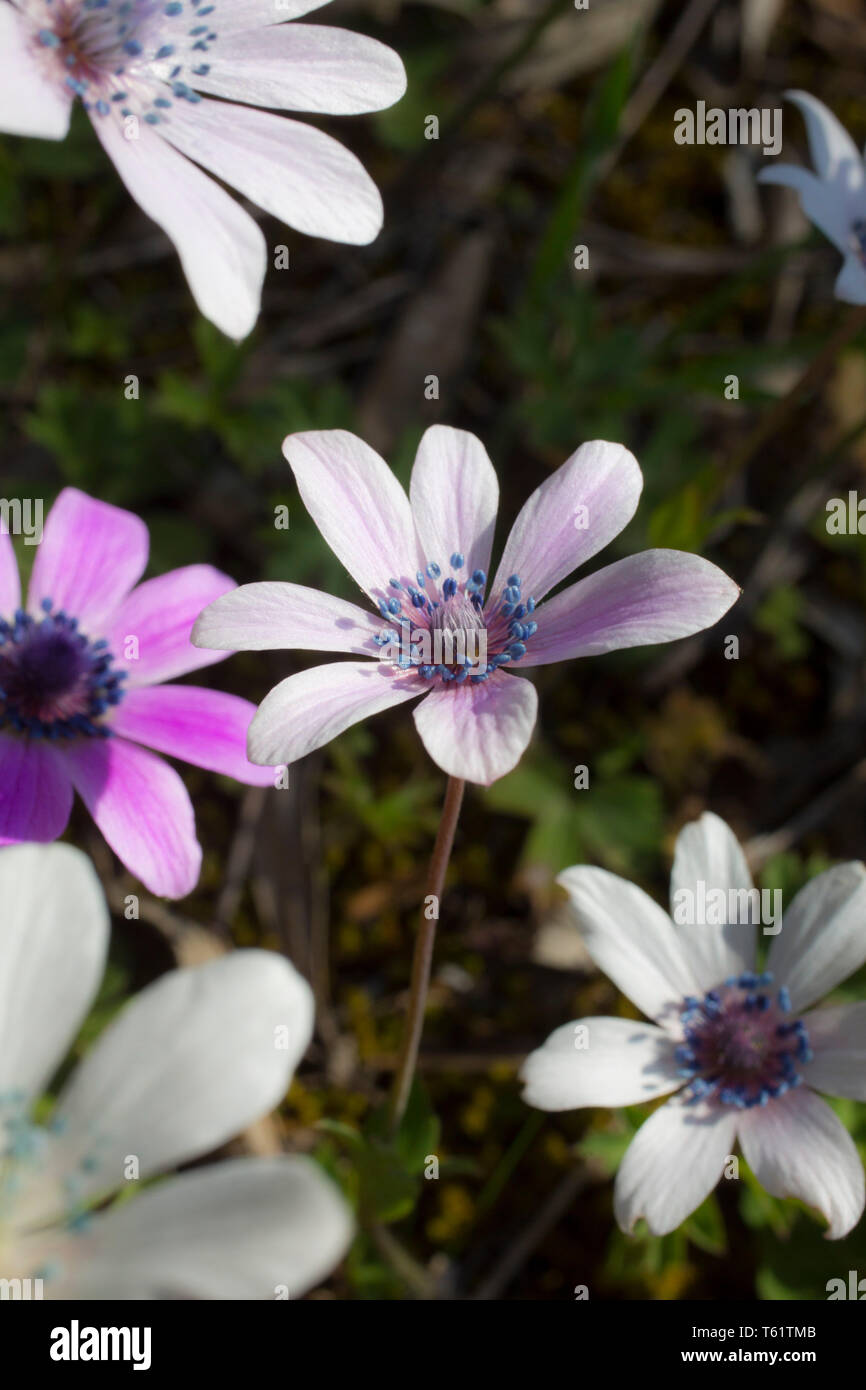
557,865,700,1025
801,1003,866,1101
767,861,866,1012
160,100,383,245
91,115,266,340
0,7,72,140
784,89,864,188
48,952,313,1202
835,253,866,305
613,1094,738,1236
738,1086,864,1239
58,1157,353,1300
0,844,107,1105
521,1017,680,1111
757,163,851,252
669,812,756,991
188,26,406,116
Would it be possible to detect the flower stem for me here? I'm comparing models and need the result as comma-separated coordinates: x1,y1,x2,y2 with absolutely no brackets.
388,775,465,1132
718,303,866,497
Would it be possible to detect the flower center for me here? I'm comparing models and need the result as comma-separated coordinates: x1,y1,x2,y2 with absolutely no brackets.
676,973,812,1109
852,219,866,268
373,552,538,687
28,0,212,121
0,601,126,739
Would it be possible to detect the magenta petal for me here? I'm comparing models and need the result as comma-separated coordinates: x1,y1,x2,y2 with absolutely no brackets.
63,738,201,900
519,550,740,667
0,736,73,845
413,670,538,785
112,686,274,787
0,531,21,613
248,661,426,766
27,489,148,632
491,441,642,603
105,565,237,688
409,426,499,582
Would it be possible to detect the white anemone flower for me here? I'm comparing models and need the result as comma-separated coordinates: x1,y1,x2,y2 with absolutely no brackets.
0,0,407,337
758,90,866,305
522,813,866,1239
0,841,353,1298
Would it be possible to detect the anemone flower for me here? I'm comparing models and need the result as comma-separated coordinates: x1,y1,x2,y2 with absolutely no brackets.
0,0,406,337
758,90,866,305
0,841,352,1299
522,813,866,1239
0,486,273,898
193,426,739,786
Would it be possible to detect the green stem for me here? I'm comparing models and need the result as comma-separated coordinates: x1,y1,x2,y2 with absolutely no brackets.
388,775,465,1132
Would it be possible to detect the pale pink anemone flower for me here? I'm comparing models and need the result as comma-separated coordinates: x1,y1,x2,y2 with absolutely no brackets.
193,426,740,786
0,0,406,338
522,813,866,1239
0,487,274,898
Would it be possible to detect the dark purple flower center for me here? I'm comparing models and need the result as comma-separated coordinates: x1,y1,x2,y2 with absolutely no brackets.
676,973,813,1110
373,552,538,688
852,219,866,268
0,601,126,740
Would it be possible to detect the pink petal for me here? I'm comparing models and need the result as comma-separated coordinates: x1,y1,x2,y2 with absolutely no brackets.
738,1087,865,1239
491,441,642,603
0,531,21,613
105,565,237,688
27,489,148,633
64,738,201,900
519,549,740,667
248,661,425,766
189,26,406,116
193,582,381,656
91,114,266,342
0,735,72,845
409,426,499,584
283,431,420,605
111,686,274,787
614,1093,738,1236
801,1003,866,1102
0,7,72,139
160,100,383,246
412,670,538,785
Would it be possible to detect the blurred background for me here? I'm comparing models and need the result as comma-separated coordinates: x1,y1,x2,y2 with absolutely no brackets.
3,0,866,1299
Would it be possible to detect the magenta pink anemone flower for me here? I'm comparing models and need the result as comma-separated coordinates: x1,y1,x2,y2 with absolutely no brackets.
0,488,273,897
193,426,740,786
0,0,406,338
